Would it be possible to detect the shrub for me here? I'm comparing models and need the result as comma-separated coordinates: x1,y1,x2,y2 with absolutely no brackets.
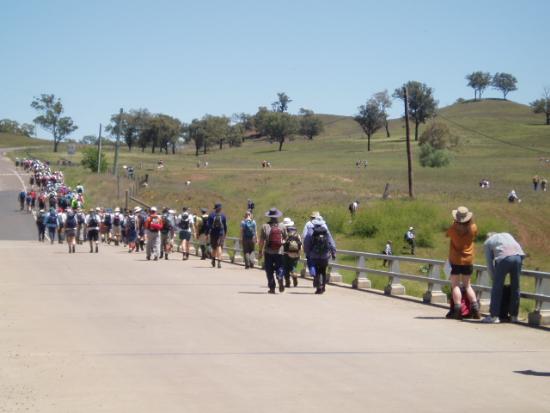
475,216,512,242
419,122,458,149
81,147,108,173
322,207,348,234
419,144,451,168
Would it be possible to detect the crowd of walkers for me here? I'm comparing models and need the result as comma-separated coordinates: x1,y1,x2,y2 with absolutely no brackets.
16,158,528,311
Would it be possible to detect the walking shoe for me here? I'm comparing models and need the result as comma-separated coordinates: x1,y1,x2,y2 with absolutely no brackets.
72,245,76,253
315,288,323,294
146,256,151,261
95,245,98,253
292,276,298,287
268,289,276,294
510,316,519,323
278,279,285,292
211,258,216,268
471,308,481,320
154,256,158,261
165,254,168,260
481,316,500,324
90,248,93,253
285,278,291,288
217,260,222,269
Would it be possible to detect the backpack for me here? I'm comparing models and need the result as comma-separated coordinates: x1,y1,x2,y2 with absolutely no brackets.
113,213,121,226
212,214,223,231
448,286,471,318
65,213,77,229
198,215,208,234
267,224,283,251
284,233,302,253
77,213,85,225
103,214,112,225
161,214,173,233
127,216,136,232
88,214,99,228
36,212,46,225
243,220,255,239
47,213,57,226
179,214,190,231
149,215,163,232
312,226,329,255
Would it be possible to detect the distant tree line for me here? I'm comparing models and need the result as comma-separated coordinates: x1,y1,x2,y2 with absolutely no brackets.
465,71,518,100
0,119,35,137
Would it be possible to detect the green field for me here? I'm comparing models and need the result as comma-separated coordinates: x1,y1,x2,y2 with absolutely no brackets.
0,132,48,148
10,99,550,312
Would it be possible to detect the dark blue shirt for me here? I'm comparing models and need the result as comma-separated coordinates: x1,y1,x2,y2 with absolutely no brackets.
207,212,227,237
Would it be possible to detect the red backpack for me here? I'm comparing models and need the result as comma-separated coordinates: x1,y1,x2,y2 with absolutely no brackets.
149,215,163,232
267,224,283,251
447,286,471,318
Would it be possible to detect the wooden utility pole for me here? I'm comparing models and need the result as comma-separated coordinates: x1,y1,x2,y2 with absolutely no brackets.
113,108,123,175
404,87,415,198
97,123,102,174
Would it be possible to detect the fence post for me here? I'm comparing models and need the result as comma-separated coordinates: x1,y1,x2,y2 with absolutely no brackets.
528,276,550,326
352,255,371,289
232,238,244,264
475,268,491,313
423,264,447,304
327,256,343,283
384,259,406,296
221,239,231,262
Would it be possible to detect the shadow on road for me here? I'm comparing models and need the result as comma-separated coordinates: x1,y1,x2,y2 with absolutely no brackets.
514,370,550,377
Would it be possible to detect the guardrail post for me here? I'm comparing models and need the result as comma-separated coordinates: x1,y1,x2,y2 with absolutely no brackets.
475,269,491,313
384,259,406,296
352,256,371,289
528,276,550,326
232,238,244,264
423,264,447,304
221,239,231,262
327,257,343,283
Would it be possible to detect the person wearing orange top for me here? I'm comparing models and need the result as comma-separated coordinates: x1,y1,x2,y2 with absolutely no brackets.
446,206,480,320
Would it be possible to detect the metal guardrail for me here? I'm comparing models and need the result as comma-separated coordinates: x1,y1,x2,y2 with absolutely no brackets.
219,236,550,327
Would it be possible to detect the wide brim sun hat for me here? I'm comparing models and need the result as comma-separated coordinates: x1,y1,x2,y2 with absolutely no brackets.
265,207,283,218
452,206,473,223
310,211,321,219
150,206,157,212
282,217,295,227
133,206,142,213
312,217,325,226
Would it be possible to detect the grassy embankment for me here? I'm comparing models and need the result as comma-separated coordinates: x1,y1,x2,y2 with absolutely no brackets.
0,132,48,148
11,100,550,313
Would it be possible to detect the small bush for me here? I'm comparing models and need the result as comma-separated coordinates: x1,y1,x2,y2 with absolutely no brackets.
81,147,108,173
322,207,348,234
419,144,451,168
475,216,512,242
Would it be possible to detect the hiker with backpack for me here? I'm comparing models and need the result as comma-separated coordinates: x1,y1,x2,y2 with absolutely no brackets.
247,199,255,213
75,208,86,244
482,233,525,324
258,208,288,293
206,203,227,268
302,211,330,280
303,216,336,294
136,207,147,252
125,208,139,253
56,209,66,244
36,209,47,242
195,207,210,260
240,210,257,269
45,207,58,244
112,207,123,246
102,208,113,244
64,207,78,253
159,208,176,260
18,190,26,211
144,206,163,261
85,207,101,253
348,200,359,218
446,206,481,320
282,217,302,288
177,207,195,260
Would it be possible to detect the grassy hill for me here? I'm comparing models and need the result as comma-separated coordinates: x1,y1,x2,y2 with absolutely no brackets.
9,99,550,310
0,132,49,148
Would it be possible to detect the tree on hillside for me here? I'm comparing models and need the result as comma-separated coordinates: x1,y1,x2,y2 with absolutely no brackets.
187,118,208,156
354,99,384,152
31,94,78,152
393,81,438,141
0,119,35,137
156,114,183,154
80,135,98,145
373,90,392,137
260,111,298,151
465,71,492,100
492,72,518,99
271,92,292,112
298,108,324,140
203,115,230,150
106,109,150,151
530,88,550,125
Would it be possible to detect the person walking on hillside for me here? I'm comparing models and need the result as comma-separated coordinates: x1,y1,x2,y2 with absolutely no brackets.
86,207,101,253
382,240,393,267
45,207,58,244
541,178,548,192
446,206,481,320
177,208,194,260
508,189,520,203
282,217,302,288
36,209,47,242
258,208,288,293
207,203,227,268
194,208,209,260
348,200,359,218
303,216,336,294
247,199,255,213
482,233,525,324
240,210,257,269
532,175,540,191
64,207,78,254
404,226,416,255
144,207,163,261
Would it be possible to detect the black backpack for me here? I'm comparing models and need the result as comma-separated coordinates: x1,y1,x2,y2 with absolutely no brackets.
312,226,329,255
179,214,190,231
103,214,112,225
65,213,77,229
212,214,223,230
113,213,121,226
88,214,99,227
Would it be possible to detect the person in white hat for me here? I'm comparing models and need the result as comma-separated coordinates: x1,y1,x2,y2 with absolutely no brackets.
112,207,123,246
404,226,416,255
446,206,480,320
282,217,302,288
85,207,101,253
145,207,162,260
240,210,257,269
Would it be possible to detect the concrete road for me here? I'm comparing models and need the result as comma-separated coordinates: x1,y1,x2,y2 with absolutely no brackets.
1,156,549,412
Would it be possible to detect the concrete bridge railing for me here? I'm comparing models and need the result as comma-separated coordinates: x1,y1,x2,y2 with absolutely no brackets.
217,236,550,327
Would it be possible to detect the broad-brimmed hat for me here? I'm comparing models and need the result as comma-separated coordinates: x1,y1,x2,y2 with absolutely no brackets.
282,217,294,227
114,207,120,212
310,211,321,219
265,207,283,218
168,209,175,214
150,206,157,212
452,206,473,223
312,217,325,227
95,207,101,211
409,226,414,231
133,206,142,213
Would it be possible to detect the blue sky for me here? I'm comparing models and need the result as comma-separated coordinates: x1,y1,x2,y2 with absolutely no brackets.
1,0,549,138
